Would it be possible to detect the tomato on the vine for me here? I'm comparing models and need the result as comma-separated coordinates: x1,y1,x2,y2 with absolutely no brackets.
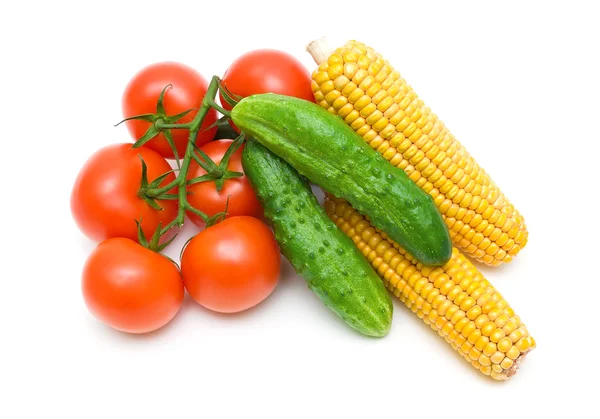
122,61,218,159
82,238,184,333
181,216,280,313
186,139,262,226
220,49,314,131
71,143,177,243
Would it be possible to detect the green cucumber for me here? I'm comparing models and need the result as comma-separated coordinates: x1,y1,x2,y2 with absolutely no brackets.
231,94,452,266
242,140,393,337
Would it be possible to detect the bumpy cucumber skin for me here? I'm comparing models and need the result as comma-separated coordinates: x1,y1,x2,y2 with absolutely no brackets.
242,141,393,337
232,94,452,267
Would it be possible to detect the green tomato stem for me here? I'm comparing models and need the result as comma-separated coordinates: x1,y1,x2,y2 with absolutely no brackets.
147,76,226,239
155,121,193,130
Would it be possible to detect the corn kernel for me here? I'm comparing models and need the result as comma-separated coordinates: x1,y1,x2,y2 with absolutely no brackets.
483,342,497,357
461,322,477,339
492,364,504,374
500,357,514,370
479,354,492,367
467,329,482,345
490,328,506,343
467,305,482,320
506,346,520,360
497,337,513,353
469,347,481,361
480,366,492,376
516,336,531,352
490,351,505,364
481,321,496,337
474,336,489,351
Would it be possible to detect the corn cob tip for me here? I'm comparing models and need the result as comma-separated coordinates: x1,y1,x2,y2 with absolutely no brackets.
504,349,531,379
306,37,332,65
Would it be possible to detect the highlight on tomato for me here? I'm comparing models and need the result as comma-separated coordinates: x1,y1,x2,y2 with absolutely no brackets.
82,238,184,334
186,139,262,226
70,143,178,243
121,61,218,159
220,49,314,131
181,216,281,314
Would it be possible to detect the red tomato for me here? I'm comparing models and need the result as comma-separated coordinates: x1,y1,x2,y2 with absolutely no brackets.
82,238,184,333
181,216,280,313
71,143,178,243
220,49,314,131
122,62,217,159
186,139,262,226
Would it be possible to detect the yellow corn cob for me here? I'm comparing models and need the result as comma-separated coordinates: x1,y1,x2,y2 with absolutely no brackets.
325,195,535,380
309,39,527,266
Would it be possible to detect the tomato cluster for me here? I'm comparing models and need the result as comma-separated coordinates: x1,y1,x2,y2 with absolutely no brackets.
71,51,313,333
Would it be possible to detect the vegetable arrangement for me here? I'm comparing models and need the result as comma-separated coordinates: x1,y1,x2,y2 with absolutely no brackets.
71,37,534,380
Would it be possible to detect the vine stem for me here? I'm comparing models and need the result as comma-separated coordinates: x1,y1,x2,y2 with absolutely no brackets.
142,76,226,236
155,121,193,130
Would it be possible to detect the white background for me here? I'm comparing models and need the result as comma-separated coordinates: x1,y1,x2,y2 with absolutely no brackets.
2,1,599,417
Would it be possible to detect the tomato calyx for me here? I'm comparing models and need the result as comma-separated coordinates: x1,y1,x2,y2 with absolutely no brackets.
219,81,243,108
136,155,178,210
188,133,245,193
135,219,176,253
134,219,180,269
116,84,195,166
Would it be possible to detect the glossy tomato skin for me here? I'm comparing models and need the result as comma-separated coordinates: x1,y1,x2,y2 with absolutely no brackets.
71,143,178,243
220,50,314,132
82,238,184,333
186,140,262,226
122,62,217,159
181,216,280,313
